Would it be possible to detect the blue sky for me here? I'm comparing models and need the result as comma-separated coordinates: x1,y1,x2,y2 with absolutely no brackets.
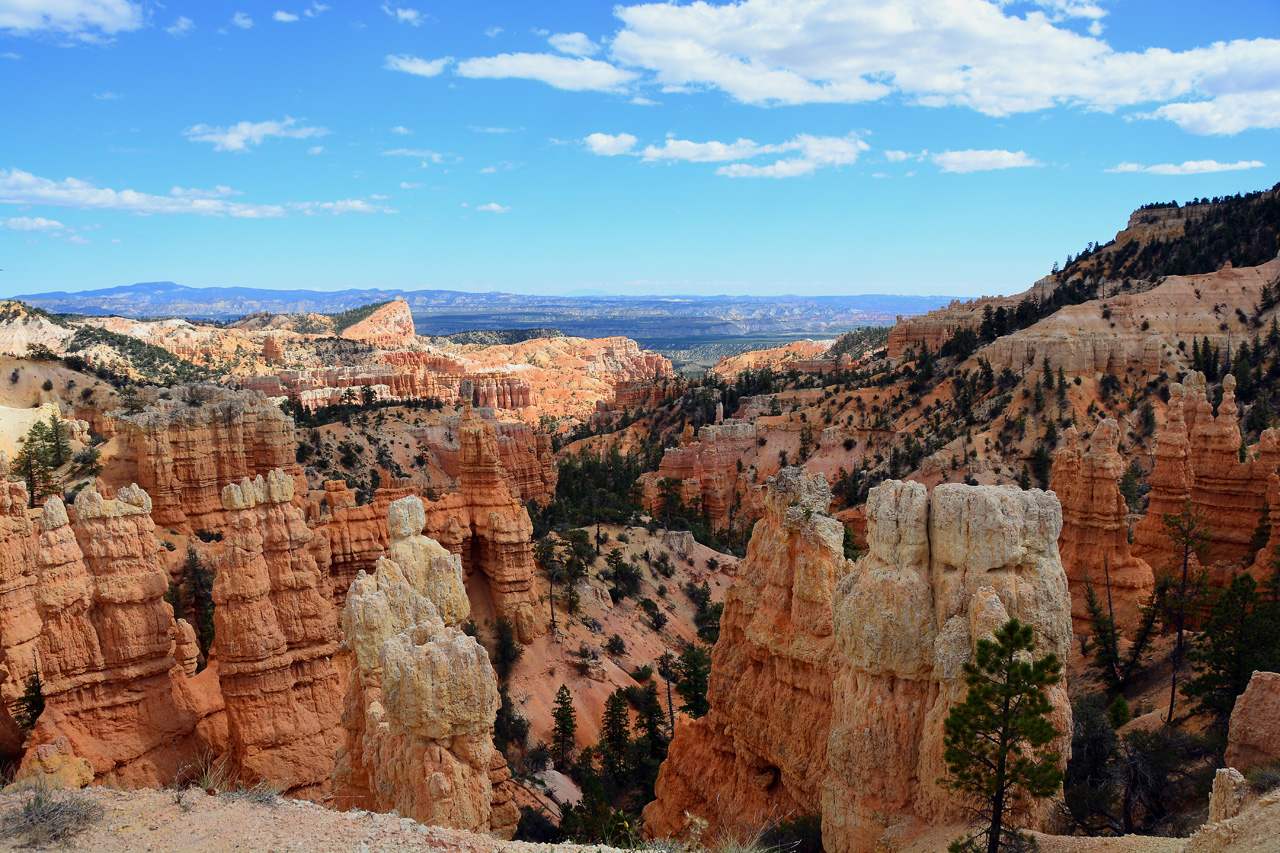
1,0,1278,299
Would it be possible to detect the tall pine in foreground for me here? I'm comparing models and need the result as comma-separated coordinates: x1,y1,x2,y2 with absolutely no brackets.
551,684,577,769
943,618,1063,853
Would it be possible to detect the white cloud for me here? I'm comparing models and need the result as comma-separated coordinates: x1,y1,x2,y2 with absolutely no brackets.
109,237,121,243
382,148,450,163
231,12,253,29
308,146,325,155
476,202,510,213
585,130,868,177
484,26,503,37
549,32,600,57
4,216,65,232
1107,159,1267,175
0,0,143,41
585,132,638,156
641,137,767,162
66,234,90,244
456,53,637,92
304,3,328,18
164,16,194,36
1,52,19,59
274,11,299,23
184,117,329,152
885,150,915,162
384,54,451,77
480,161,522,174
391,125,412,135
1146,92,1280,135
93,91,122,100
469,125,514,133
931,149,1042,173
0,168,394,218
598,0,1280,133
382,5,422,26
169,185,242,199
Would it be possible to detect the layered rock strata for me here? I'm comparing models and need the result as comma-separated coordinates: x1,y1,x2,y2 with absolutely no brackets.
1049,419,1154,633
213,470,343,794
19,487,225,786
332,495,517,836
643,474,1073,853
421,409,544,643
0,457,38,753
1134,374,1280,573
111,384,300,532
639,421,763,531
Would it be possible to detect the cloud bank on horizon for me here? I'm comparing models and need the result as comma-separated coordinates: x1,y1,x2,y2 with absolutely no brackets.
1,0,1277,298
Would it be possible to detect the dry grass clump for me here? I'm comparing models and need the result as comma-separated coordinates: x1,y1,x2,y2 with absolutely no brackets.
0,788,104,846
178,752,286,806
1247,763,1280,795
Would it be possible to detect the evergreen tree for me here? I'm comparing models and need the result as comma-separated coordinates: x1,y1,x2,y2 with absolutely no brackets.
599,689,631,783
492,616,524,682
551,684,578,768
13,670,44,732
534,535,561,635
182,547,216,666
1184,574,1280,727
675,645,712,719
1084,572,1159,695
1157,503,1210,723
635,681,668,759
943,618,1064,853
46,413,70,467
656,652,680,734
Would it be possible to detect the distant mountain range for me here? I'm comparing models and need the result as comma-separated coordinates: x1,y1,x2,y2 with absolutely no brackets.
17,282,954,341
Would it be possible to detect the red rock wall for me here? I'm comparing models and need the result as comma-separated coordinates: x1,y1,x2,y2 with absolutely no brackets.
112,385,300,532
214,470,343,795
1050,419,1154,633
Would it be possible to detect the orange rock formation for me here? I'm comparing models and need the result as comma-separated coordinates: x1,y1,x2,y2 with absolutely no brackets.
332,495,518,836
213,470,343,795
340,300,418,348
19,487,225,786
1050,419,1154,633
1134,373,1280,575
1224,670,1280,773
643,474,1073,853
109,385,301,532
639,421,763,531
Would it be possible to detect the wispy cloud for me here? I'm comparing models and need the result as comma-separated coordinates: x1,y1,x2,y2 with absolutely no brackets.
391,125,413,135
931,149,1042,173
548,32,600,57
4,216,66,232
0,168,395,218
274,11,299,23
93,91,123,100
382,148,453,164
0,0,143,42
476,202,510,213
484,26,503,37
1107,159,1267,175
183,117,329,152
164,16,194,37
469,125,515,134
382,5,423,26
231,12,253,29
384,54,451,77
456,53,637,92
585,130,869,178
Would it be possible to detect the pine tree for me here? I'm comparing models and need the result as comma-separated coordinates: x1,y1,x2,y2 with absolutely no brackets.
599,689,631,782
13,670,45,732
182,547,216,666
535,535,561,635
943,618,1064,853
1157,503,1210,723
635,681,667,759
656,652,681,734
551,684,578,768
1184,574,1280,727
46,413,70,468
675,645,712,719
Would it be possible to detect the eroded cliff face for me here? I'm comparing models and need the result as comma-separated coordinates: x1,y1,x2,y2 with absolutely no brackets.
421,409,544,643
213,470,343,795
642,468,844,837
643,473,1073,853
1133,373,1280,576
109,385,301,532
1050,419,1155,633
18,487,225,787
1224,671,1280,774
340,300,418,349
0,457,38,754
639,421,763,532
332,495,517,837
